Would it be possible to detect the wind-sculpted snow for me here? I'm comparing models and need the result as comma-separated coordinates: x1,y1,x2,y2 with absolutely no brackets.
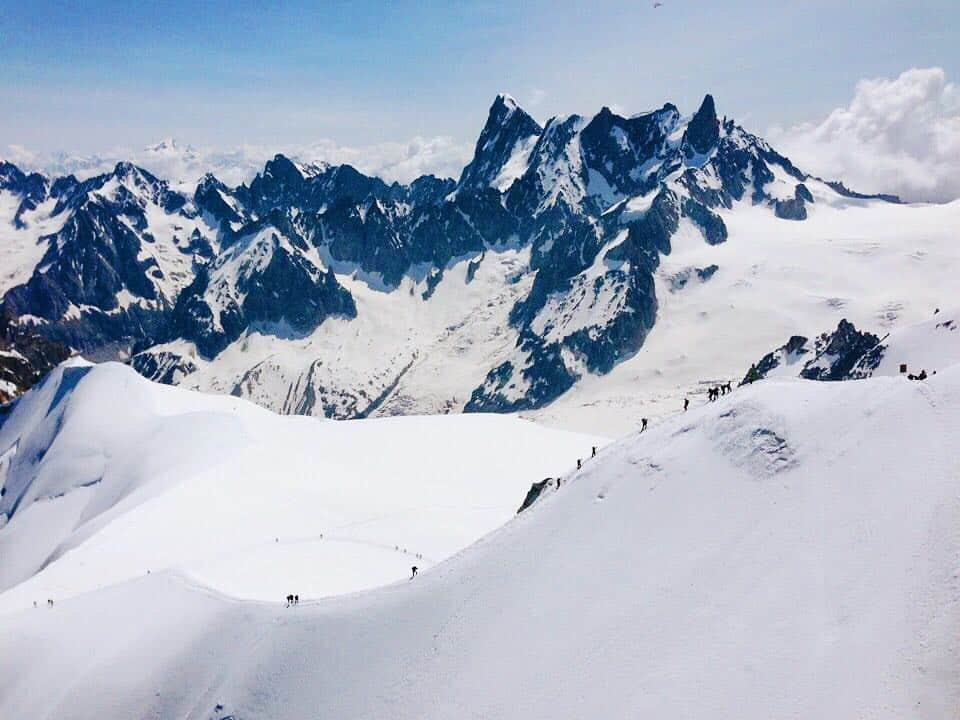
2,349,959,718
0,92,938,424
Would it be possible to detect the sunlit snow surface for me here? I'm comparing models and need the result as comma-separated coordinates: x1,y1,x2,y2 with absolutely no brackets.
151,192,960,438
531,192,960,433
1,326,959,718
0,361,604,606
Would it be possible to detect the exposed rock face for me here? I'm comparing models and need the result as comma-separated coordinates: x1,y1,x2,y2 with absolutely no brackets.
457,94,543,193
682,94,720,157
743,319,884,385
775,183,814,220
0,93,896,410
517,478,553,513
0,313,72,404
800,320,881,381
741,335,810,385
669,264,719,292
130,348,198,385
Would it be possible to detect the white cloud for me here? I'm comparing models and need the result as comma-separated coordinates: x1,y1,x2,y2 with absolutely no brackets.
2,135,474,191
769,67,960,203
301,136,472,185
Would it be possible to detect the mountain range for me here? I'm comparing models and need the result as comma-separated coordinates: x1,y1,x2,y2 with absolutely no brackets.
0,92,954,433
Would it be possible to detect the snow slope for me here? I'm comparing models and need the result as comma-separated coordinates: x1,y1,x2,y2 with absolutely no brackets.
2,342,958,718
868,308,960,378
0,360,603,606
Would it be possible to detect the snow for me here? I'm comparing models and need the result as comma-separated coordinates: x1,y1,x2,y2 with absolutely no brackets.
0,192,66,295
491,134,538,192
2,342,958,718
619,189,658,219
530,197,960,435
533,115,590,211
138,200,216,302
764,159,804,201
183,246,534,419
0,360,603,608
529,236,630,344
869,309,960,377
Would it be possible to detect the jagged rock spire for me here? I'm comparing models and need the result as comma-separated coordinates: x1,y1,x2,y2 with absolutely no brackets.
456,94,543,192
683,94,720,156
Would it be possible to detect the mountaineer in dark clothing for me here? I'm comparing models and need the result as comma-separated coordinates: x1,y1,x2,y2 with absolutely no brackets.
684,398,690,411
411,566,418,579
592,446,597,458
640,418,648,432
577,458,582,470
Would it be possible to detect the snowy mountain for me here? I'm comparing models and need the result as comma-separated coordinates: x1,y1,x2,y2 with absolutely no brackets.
2,318,958,718
1,94,958,434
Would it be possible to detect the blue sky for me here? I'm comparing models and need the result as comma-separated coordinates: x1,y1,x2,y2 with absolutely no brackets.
1,1,958,162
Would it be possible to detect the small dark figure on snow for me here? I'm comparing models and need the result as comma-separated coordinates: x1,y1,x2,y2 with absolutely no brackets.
47,599,53,607
411,566,418,579
684,398,689,411
640,418,648,432
592,446,597,458
577,458,582,470
723,382,732,394
295,594,299,604
286,594,293,605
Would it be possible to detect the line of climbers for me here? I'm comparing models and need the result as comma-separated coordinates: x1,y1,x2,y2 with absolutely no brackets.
706,383,732,401
566,381,741,484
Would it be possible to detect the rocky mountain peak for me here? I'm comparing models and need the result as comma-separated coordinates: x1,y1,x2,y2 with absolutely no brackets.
682,93,720,156
457,94,543,193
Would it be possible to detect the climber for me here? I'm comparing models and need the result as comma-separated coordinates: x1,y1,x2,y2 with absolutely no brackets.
684,397,689,411
577,458,582,470
592,446,597,458
411,566,418,579
641,418,648,432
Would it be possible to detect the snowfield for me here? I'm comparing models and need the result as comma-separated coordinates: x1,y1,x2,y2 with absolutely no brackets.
0,360,604,607
530,194,960,434
1,327,959,718
147,192,960,439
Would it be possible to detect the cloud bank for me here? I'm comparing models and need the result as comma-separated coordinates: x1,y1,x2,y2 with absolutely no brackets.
770,67,960,203
7,68,958,203
3,136,473,190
